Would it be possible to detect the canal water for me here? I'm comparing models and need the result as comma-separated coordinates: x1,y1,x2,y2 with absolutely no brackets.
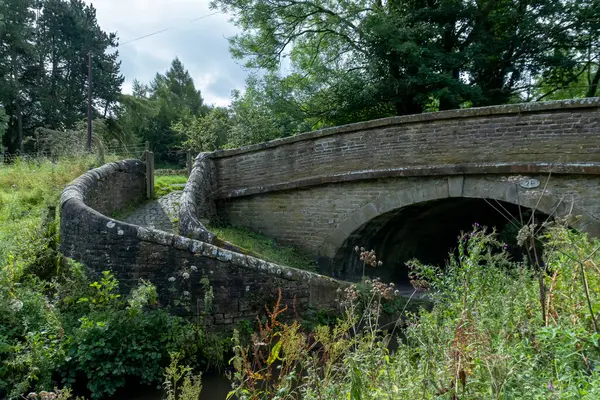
111,373,232,400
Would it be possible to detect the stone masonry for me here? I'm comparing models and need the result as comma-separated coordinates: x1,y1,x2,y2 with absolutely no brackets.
59,160,345,328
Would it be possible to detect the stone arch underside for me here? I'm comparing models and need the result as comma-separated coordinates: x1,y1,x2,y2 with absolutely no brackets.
318,175,600,283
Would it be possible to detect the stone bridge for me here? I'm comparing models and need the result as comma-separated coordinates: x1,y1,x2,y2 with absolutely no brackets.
60,98,600,325
180,98,600,284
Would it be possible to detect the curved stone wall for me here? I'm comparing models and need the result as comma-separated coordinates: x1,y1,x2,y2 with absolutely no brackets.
60,160,345,328
179,153,217,243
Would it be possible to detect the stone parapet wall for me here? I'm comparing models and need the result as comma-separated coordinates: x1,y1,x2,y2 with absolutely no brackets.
175,99,600,276
60,160,346,328
179,153,217,243
211,98,600,198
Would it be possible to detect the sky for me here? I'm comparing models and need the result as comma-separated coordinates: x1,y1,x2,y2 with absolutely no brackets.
90,0,249,106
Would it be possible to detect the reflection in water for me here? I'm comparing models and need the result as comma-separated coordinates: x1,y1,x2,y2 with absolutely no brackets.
111,373,232,400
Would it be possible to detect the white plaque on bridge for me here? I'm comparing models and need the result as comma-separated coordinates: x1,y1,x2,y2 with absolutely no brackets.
520,178,540,189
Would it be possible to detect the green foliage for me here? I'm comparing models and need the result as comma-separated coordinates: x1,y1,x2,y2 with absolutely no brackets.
173,107,229,153
229,225,600,399
224,74,314,147
0,0,123,153
163,352,203,400
0,158,207,399
209,224,316,271
76,271,121,310
117,58,208,164
212,0,600,127
62,306,196,399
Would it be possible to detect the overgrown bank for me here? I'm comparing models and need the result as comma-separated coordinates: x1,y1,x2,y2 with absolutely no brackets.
228,222,600,399
0,158,227,399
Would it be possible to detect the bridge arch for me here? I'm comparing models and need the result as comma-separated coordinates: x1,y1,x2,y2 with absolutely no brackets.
318,175,594,284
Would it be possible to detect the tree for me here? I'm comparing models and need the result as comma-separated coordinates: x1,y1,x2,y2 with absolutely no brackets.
211,0,598,122
34,0,124,128
227,85,284,147
151,58,206,117
0,0,124,153
173,107,230,153
116,58,207,164
0,0,37,152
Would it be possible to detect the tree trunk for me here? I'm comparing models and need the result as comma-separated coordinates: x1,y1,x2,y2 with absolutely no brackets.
586,65,600,98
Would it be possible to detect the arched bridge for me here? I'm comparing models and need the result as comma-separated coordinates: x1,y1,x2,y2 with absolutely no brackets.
60,98,600,324
181,98,600,284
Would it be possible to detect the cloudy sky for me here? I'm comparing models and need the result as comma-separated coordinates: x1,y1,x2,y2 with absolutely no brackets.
90,0,248,106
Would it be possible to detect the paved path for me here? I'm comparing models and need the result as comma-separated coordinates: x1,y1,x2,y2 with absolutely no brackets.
123,191,182,233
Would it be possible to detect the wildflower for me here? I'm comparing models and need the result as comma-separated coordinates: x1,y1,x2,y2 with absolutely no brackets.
182,272,190,280
168,276,176,282
394,290,400,296
377,260,383,266
9,298,23,312
503,243,509,250
190,265,198,272
473,222,480,228
354,246,360,252
547,381,554,391
183,291,191,297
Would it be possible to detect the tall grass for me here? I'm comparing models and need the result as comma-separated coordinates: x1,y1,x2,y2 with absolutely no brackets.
228,223,600,399
0,157,109,269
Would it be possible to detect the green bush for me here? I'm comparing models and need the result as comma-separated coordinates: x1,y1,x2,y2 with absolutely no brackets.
62,308,197,399
0,158,209,399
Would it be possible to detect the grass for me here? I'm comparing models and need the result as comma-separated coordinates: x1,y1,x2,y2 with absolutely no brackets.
208,224,317,271
0,156,113,267
154,174,188,198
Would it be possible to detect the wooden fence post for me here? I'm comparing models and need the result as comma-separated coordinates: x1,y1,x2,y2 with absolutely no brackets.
146,151,154,199
186,150,192,176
